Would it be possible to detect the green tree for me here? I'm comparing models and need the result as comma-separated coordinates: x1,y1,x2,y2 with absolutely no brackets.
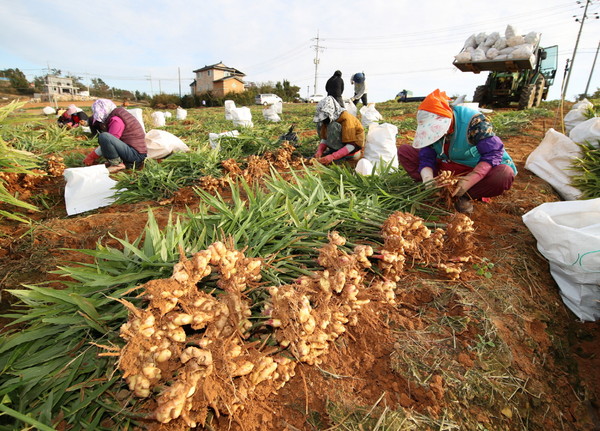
90,78,111,97
0,68,31,94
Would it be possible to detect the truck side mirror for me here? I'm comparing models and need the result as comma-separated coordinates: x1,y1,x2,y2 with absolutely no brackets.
540,51,548,60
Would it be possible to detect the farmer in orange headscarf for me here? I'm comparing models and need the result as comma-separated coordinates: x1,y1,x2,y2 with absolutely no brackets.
397,89,517,213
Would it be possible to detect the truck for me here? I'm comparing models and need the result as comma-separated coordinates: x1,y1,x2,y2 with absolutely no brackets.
395,90,426,103
453,41,558,110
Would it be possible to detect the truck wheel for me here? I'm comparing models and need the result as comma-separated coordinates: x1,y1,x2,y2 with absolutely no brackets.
518,84,536,110
534,76,545,107
473,86,487,105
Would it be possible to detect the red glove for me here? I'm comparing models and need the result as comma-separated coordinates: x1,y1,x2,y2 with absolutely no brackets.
318,146,351,165
83,150,101,166
318,154,335,165
314,142,327,158
452,162,492,197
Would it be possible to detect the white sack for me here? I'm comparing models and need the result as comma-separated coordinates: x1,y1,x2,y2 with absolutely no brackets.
151,111,166,127
274,100,283,114
145,129,190,159
475,32,487,45
127,108,146,133
164,112,172,119
43,106,56,115
483,32,500,47
505,24,519,38
565,99,594,134
486,48,500,59
359,104,383,128
224,100,236,120
231,107,253,128
345,99,357,117
472,48,487,62
208,130,240,150
355,158,375,175
524,128,582,201
463,34,477,49
362,123,399,173
524,31,541,46
522,199,600,321
176,107,187,120
569,117,600,148
507,35,525,47
455,51,472,63
263,105,281,122
63,165,118,216
492,37,507,50
509,44,534,59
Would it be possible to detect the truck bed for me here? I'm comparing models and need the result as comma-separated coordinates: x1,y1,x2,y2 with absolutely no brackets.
453,56,535,73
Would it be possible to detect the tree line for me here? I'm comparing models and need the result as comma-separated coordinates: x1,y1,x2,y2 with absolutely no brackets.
0,68,302,108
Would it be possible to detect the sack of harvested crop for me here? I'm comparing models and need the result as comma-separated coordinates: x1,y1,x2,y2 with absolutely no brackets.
359,103,383,128
463,34,477,50
486,48,500,59
471,48,487,62
127,108,146,132
505,24,519,38
525,128,582,201
345,99,357,117
231,107,253,128
176,107,187,120
509,44,534,59
145,129,190,159
565,99,594,134
483,32,500,47
263,105,281,122
523,198,600,321
569,117,600,148
493,37,507,50
455,50,472,63
507,35,525,47
224,100,236,120
362,122,399,172
524,31,541,46
151,111,166,127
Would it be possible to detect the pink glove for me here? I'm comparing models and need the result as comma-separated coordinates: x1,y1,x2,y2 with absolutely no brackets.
318,146,351,165
83,150,100,166
314,142,327,158
452,162,492,197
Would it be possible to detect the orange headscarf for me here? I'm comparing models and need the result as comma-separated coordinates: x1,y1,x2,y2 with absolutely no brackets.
418,89,452,118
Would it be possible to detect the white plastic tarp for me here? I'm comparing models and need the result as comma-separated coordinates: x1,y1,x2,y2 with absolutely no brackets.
522,199,600,321
63,165,118,216
524,128,582,201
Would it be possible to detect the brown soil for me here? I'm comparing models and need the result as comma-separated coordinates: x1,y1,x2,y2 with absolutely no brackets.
0,104,598,431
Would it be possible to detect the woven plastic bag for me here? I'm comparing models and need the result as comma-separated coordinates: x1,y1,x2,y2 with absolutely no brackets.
522,199,600,321
145,129,190,159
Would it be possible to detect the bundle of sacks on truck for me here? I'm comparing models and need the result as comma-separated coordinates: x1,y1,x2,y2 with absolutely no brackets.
454,25,540,64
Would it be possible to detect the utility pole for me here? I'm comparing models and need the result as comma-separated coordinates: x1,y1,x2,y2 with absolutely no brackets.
146,73,154,97
562,0,593,100
584,40,600,97
178,67,182,98
311,30,324,96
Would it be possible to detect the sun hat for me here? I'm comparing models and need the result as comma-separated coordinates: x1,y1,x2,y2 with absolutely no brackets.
412,89,453,149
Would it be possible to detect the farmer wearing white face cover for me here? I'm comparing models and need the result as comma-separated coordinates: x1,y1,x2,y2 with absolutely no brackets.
313,96,365,164
397,89,517,213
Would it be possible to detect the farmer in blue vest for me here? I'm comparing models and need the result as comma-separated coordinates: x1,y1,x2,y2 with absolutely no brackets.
397,89,516,214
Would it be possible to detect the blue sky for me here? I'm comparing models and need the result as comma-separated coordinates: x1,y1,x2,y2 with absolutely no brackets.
1,0,598,103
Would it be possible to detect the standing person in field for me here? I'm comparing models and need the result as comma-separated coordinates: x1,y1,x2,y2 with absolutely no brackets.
313,96,364,164
325,70,344,106
350,72,368,108
397,89,516,214
83,99,147,173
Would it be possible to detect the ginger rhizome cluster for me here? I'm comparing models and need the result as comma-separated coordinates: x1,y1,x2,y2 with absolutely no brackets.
116,211,477,427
